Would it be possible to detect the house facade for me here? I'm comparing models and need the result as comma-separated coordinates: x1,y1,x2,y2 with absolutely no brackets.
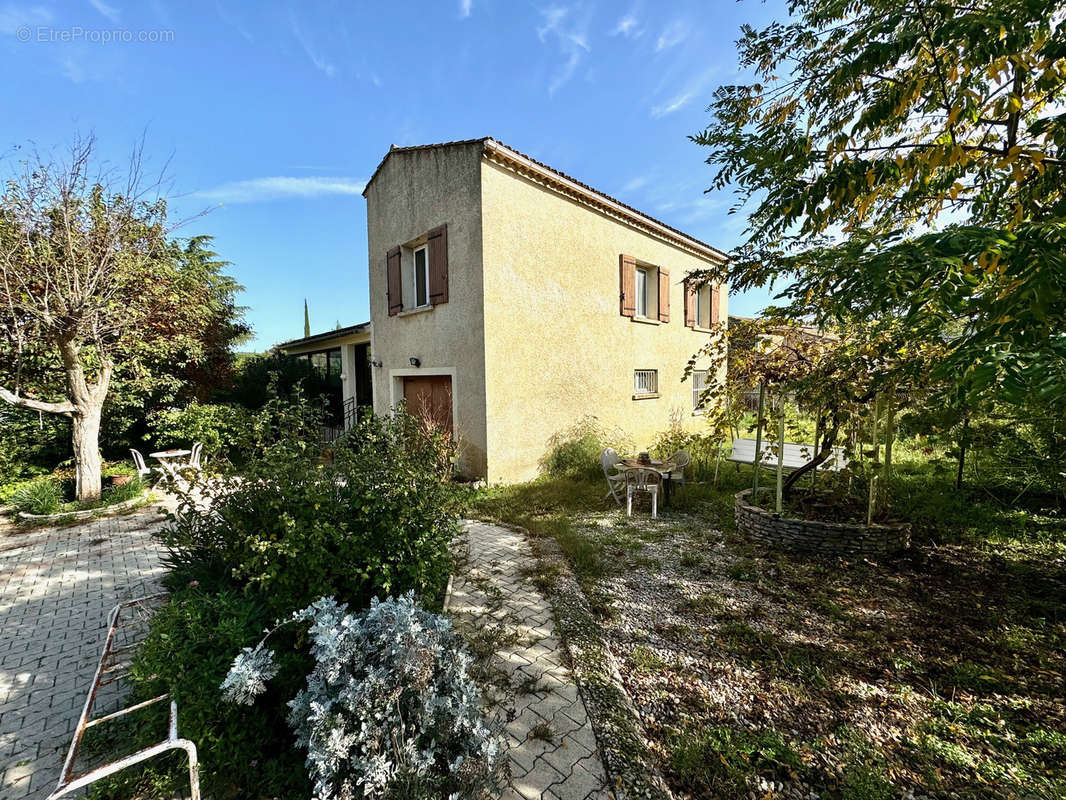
363,138,727,483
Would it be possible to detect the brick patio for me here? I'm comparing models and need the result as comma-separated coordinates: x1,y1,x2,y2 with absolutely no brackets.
0,506,170,800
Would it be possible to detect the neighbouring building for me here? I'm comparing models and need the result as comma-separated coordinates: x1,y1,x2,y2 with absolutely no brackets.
282,138,728,483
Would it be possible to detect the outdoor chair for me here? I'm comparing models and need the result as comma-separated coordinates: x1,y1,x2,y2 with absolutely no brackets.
184,442,204,475
601,447,626,505
624,467,662,519
130,449,153,483
667,450,692,488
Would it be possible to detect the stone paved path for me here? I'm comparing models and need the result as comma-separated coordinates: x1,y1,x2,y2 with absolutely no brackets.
0,506,169,800
448,521,611,800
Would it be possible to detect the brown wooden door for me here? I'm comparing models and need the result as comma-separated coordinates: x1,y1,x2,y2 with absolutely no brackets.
403,375,453,436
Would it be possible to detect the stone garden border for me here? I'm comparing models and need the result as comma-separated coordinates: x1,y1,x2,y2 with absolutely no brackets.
735,488,911,556
16,491,152,524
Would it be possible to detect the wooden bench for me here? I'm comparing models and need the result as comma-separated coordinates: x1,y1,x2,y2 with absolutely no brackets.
727,438,848,472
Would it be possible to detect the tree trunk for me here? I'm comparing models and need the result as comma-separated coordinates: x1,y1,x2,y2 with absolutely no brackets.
72,402,104,501
956,416,970,491
56,339,113,504
782,411,841,495
752,382,766,496
775,394,786,513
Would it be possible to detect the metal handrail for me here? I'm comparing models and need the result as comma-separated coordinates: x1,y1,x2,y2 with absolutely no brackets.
48,594,201,800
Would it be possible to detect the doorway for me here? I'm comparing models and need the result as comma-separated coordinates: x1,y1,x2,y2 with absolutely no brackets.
402,375,453,436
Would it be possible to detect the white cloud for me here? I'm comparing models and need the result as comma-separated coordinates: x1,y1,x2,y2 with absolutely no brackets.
611,13,640,38
651,90,695,118
536,4,592,96
195,176,367,204
459,0,472,17
61,55,87,83
650,66,719,118
289,12,336,77
620,175,649,194
655,20,687,51
88,0,121,22
0,4,52,33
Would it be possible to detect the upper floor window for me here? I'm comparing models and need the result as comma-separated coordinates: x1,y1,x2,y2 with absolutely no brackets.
620,254,669,322
412,244,430,308
694,285,712,329
635,267,649,318
387,225,449,316
685,279,719,329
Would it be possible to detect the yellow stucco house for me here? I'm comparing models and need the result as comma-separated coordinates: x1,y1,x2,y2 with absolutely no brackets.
282,138,727,483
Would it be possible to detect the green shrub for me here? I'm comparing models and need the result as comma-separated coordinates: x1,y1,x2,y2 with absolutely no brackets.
8,477,61,515
222,351,321,409
650,410,724,480
101,476,145,505
540,415,633,479
148,402,252,464
0,405,70,485
160,408,462,617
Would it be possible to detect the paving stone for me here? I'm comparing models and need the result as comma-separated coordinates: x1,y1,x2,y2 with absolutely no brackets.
0,502,171,800
448,521,610,800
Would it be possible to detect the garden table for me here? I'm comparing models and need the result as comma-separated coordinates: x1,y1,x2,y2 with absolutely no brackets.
619,458,678,506
150,448,191,484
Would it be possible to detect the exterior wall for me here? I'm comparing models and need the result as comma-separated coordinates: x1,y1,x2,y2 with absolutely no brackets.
366,143,489,476
479,158,727,484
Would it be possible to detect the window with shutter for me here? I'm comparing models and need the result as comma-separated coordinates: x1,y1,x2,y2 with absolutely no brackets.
386,247,402,316
428,224,448,305
619,254,636,317
711,285,720,325
412,245,430,308
635,267,649,318
658,269,670,323
684,278,696,328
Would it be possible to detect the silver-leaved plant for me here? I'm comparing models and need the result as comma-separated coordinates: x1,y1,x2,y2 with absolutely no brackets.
221,592,504,800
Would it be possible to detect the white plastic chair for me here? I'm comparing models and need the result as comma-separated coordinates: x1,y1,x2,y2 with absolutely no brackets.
601,447,626,505
186,442,203,473
624,467,661,519
668,450,692,488
130,449,152,481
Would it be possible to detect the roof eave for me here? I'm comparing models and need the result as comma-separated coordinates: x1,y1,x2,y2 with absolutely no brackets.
276,322,371,351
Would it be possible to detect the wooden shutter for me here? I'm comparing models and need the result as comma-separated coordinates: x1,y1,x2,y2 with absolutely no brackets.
619,254,636,317
657,268,670,323
711,285,721,325
428,224,448,305
386,246,402,316
684,278,696,328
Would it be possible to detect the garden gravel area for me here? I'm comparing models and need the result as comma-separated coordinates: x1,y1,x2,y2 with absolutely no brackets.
548,505,1066,799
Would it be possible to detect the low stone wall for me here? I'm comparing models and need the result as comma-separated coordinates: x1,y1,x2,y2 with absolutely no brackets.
735,489,910,556
16,492,151,524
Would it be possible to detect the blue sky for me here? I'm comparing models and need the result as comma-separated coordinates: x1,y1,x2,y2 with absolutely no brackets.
1,0,786,350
